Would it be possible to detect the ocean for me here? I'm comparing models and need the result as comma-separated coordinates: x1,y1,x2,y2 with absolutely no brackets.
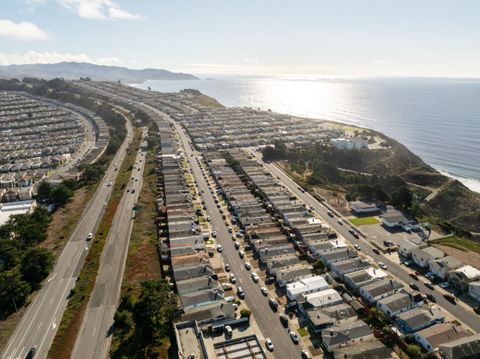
132,76,480,193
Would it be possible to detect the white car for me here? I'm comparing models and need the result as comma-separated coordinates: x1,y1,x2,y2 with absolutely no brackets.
217,244,223,252
378,261,388,270
289,330,299,344
260,286,268,296
265,337,274,351
86,233,93,241
244,262,251,270
234,241,240,249
229,274,236,283
251,272,259,282
211,230,217,238
239,250,245,259
337,219,343,225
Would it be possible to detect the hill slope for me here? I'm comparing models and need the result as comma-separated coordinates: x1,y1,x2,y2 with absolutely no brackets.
0,62,197,82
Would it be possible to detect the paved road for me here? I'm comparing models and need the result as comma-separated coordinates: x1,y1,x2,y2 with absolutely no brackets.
1,119,134,359
251,150,480,333
141,105,303,359
71,128,147,359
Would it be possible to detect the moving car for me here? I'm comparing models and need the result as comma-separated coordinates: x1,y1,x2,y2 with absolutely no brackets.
410,273,419,280
327,211,334,217
354,244,361,251
225,264,230,272
444,293,456,304
378,261,388,270
265,338,274,351
426,293,437,302
373,248,380,255
337,219,343,225
211,230,217,238
86,233,93,241
217,244,222,252
26,347,36,359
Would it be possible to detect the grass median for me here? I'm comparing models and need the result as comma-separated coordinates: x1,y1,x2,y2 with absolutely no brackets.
48,126,142,359
110,139,171,358
350,216,380,226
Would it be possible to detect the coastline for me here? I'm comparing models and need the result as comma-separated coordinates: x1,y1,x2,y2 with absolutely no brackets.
127,80,480,194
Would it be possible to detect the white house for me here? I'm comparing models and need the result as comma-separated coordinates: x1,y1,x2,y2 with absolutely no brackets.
412,247,444,268
286,275,330,301
429,256,463,280
468,281,480,301
414,323,470,352
396,237,427,258
331,136,368,151
381,209,409,228
449,265,480,291
298,288,344,313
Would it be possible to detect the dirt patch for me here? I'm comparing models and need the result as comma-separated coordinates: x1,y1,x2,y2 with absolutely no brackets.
40,186,96,257
311,187,350,216
433,244,480,268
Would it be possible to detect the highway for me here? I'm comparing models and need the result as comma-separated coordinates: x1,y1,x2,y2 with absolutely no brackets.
143,105,303,359
1,119,134,359
251,150,480,333
71,128,147,359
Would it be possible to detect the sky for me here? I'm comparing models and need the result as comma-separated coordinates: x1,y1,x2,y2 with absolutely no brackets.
0,0,479,77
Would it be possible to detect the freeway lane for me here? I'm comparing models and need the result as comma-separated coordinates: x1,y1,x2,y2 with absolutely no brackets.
1,119,134,359
251,150,480,333
144,105,303,359
71,128,147,359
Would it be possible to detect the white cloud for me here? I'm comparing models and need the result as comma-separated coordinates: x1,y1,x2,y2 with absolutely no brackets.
0,50,123,66
58,0,142,21
373,59,384,65
0,19,48,41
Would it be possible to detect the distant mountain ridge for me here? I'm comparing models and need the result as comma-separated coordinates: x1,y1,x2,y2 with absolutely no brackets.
0,61,197,82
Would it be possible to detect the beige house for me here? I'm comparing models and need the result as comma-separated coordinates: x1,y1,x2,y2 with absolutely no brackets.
468,281,480,301
429,256,463,280
412,246,444,268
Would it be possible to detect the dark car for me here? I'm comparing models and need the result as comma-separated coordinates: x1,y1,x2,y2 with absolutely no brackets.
269,297,278,311
426,293,436,302
444,294,456,304
372,248,380,255
279,314,289,327
409,283,420,291
424,282,435,290
26,347,36,359
409,273,419,280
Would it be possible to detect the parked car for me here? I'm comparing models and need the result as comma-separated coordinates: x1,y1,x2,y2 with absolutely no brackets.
211,230,217,238
289,330,299,344
217,244,222,252
373,248,380,255
224,325,233,337
424,282,435,290
251,272,259,282
244,262,251,270
301,350,312,359
439,281,450,289
269,297,278,310
444,293,456,304
237,286,245,299
229,274,236,283
410,283,420,291
327,211,334,217
239,250,245,259
234,241,240,249
354,244,361,251
260,287,268,296
410,273,420,280
279,314,289,327
404,260,413,267
378,261,388,270
337,219,343,225
225,264,230,272
265,338,274,351
426,293,437,302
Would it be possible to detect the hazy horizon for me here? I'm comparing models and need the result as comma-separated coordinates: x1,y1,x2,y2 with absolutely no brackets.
1,0,480,78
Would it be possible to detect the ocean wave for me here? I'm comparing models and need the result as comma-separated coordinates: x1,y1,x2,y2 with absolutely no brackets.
439,170,480,194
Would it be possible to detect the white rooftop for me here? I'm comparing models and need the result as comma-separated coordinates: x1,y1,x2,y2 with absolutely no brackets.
0,200,36,226
453,265,480,280
365,267,388,280
286,275,329,297
304,288,343,308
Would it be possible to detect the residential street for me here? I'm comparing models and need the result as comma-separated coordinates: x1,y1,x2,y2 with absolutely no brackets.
251,150,480,333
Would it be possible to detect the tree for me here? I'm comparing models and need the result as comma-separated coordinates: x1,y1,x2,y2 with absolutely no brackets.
406,344,424,359
0,270,31,318
20,247,54,286
0,240,20,270
133,280,175,339
312,260,326,275
114,309,134,336
50,184,73,207
390,186,413,210
36,181,51,201
240,309,251,318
